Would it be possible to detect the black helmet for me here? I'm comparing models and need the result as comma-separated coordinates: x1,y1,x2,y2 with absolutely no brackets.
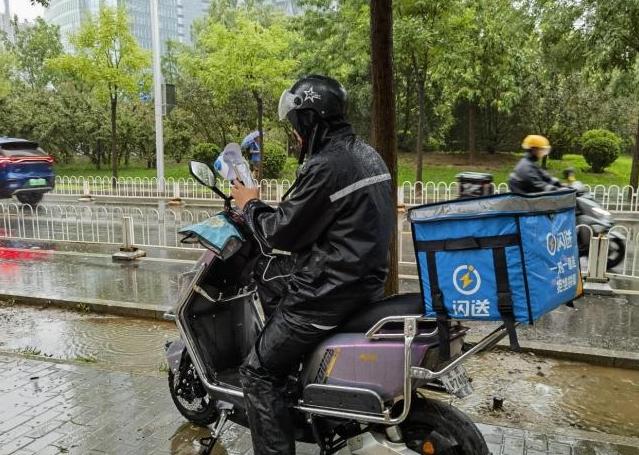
278,75,348,160
278,75,347,122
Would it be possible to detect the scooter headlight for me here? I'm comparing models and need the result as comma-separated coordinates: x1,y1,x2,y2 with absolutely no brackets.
592,207,611,217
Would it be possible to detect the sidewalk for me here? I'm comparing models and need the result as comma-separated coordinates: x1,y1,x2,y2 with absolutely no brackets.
0,354,637,455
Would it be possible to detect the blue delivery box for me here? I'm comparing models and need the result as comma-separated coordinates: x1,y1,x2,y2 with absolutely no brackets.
408,189,583,352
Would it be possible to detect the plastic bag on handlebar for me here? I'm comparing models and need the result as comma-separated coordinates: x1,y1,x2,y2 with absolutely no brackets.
178,213,245,259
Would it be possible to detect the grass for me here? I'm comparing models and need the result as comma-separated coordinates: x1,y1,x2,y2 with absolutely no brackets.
54,152,633,187
74,354,98,363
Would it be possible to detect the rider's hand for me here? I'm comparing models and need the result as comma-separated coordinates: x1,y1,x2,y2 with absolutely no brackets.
231,180,260,210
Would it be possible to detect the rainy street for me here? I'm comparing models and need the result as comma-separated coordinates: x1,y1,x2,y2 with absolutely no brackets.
0,232,638,454
0,193,638,454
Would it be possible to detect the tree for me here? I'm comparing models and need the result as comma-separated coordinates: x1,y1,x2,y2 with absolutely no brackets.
295,0,372,134
579,0,639,187
395,0,457,182
0,47,13,99
371,0,398,295
6,18,62,89
48,7,149,183
452,0,532,161
184,12,296,178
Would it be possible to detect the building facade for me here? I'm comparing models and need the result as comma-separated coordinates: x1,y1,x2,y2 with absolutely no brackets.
1,0,11,40
44,0,182,53
44,0,301,54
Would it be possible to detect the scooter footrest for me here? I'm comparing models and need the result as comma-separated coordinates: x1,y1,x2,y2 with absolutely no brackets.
302,384,385,414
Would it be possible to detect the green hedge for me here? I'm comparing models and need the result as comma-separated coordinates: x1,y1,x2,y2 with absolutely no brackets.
262,140,288,179
580,129,621,173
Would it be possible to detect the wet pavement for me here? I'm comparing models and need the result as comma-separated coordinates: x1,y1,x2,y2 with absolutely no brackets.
0,353,637,455
0,304,638,444
0,248,191,312
0,305,176,374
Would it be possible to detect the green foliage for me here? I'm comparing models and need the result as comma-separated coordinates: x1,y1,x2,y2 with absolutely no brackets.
191,143,220,163
6,18,62,88
165,108,196,163
48,7,150,103
47,6,150,178
2,0,639,185
580,129,622,173
262,141,287,179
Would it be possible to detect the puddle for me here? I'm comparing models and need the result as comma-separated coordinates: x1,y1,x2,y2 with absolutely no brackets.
0,304,177,373
454,351,639,438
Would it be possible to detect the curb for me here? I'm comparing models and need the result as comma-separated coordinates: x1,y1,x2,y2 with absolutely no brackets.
0,293,169,320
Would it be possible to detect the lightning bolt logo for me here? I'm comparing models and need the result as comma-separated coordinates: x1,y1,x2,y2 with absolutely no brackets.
460,265,474,289
453,264,481,295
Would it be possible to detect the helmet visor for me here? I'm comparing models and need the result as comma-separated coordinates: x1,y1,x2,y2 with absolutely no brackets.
278,90,300,121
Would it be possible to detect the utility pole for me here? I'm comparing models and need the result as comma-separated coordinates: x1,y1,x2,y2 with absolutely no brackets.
150,0,165,194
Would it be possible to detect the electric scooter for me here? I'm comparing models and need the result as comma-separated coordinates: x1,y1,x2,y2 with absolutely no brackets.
164,161,511,454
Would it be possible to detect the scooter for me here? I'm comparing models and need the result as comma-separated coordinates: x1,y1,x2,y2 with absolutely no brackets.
570,181,626,270
164,161,511,455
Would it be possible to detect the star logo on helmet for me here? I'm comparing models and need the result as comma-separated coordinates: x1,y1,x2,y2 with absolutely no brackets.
303,87,321,103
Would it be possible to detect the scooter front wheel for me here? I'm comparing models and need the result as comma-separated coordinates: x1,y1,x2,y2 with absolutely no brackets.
400,396,489,455
168,366,218,426
607,237,625,270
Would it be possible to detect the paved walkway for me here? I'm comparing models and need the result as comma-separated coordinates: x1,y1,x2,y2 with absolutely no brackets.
0,355,637,455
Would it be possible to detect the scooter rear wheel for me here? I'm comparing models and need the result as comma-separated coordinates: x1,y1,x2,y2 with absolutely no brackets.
168,366,218,426
400,396,489,455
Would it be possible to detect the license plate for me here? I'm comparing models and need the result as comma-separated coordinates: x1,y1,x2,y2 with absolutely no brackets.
440,365,473,398
29,178,46,186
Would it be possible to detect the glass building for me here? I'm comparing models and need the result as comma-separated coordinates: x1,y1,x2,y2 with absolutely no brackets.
44,0,301,54
45,0,183,54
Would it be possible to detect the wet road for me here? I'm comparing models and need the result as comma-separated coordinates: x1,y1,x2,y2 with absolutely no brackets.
0,304,638,441
0,249,190,310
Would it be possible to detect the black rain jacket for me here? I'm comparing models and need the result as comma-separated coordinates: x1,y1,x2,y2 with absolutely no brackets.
508,152,562,194
243,125,394,324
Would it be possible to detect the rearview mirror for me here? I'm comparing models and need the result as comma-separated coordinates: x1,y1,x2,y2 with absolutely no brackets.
189,161,216,188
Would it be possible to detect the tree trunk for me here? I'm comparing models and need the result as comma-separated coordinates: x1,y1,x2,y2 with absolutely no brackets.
631,117,639,189
371,0,398,295
253,90,264,180
468,102,477,163
96,139,102,171
110,93,118,187
415,77,425,184
401,74,412,141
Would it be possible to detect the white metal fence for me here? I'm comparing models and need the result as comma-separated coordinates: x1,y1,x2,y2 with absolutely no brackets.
0,202,216,249
2,201,639,281
51,176,639,213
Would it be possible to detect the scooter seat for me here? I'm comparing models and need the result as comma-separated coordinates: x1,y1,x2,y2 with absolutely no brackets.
337,293,427,333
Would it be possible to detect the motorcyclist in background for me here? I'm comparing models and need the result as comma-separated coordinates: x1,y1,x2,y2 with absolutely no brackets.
508,135,562,194
230,75,394,455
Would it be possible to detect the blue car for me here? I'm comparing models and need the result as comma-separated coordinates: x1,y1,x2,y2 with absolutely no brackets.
0,137,55,206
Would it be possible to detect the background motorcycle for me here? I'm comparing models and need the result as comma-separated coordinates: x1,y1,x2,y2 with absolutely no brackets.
570,181,626,270
164,161,511,455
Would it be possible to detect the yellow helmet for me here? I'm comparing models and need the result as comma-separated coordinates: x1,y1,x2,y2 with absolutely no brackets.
522,135,551,151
